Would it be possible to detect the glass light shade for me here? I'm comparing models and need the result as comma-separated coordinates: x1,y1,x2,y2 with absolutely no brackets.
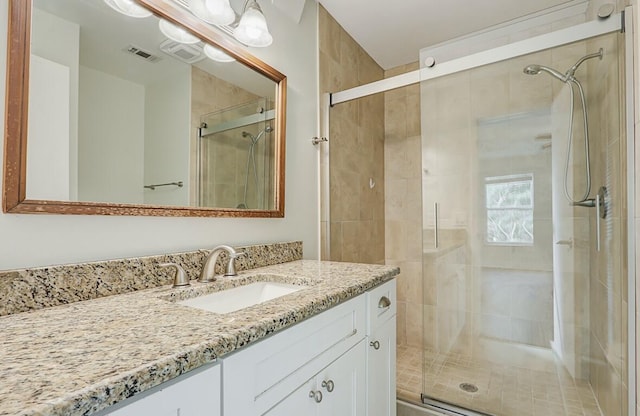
104,0,152,18
233,1,272,47
203,44,236,62
158,19,201,45
189,0,236,26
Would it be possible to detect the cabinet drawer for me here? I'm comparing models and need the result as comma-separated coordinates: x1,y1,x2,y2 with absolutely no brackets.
366,279,396,334
223,294,366,415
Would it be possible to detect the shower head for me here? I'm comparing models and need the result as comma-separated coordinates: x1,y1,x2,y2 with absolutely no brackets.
524,49,604,84
523,64,567,82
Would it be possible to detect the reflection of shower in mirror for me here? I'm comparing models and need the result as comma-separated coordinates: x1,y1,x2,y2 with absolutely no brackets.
239,125,274,209
198,98,276,210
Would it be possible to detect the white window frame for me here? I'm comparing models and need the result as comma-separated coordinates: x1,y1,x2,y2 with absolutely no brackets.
485,173,534,246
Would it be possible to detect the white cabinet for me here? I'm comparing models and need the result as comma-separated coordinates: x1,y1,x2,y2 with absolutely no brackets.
98,363,221,416
223,295,367,415
367,317,396,416
366,279,397,416
317,340,367,416
96,278,397,416
263,378,317,415
266,340,366,416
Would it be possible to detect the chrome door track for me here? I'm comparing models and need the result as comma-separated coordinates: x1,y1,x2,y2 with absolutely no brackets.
420,394,494,416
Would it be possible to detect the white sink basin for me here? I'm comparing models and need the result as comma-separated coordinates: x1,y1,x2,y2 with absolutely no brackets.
178,281,307,314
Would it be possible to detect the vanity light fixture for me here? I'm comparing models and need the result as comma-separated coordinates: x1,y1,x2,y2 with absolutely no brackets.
233,0,273,47
203,44,236,62
189,0,236,26
158,19,201,44
104,0,152,18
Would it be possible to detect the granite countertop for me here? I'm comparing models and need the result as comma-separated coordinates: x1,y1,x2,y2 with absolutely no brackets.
0,260,399,416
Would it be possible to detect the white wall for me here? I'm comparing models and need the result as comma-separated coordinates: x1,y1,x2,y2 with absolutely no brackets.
78,66,145,204
143,67,191,206
0,1,319,270
26,55,70,201
30,8,79,200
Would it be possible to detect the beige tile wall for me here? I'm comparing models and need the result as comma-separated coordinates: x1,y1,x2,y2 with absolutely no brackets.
318,6,386,265
383,63,424,349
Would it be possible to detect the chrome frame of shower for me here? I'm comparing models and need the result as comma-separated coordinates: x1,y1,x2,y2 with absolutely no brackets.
321,6,636,415
624,8,636,415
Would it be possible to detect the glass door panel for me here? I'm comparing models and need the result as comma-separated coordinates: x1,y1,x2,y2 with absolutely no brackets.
420,32,625,416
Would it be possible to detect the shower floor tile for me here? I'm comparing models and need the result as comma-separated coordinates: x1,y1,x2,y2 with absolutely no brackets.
397,343,602,416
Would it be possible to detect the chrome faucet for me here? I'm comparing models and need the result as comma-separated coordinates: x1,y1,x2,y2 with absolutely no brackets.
199,245,245,283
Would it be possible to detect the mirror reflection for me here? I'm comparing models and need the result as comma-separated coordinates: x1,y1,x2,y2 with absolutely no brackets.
27,0,278,210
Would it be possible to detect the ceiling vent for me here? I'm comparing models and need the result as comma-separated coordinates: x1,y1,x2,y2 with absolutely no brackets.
123,45,161,63
159,39,206,64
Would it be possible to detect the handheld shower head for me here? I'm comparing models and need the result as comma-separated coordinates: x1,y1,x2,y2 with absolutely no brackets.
523,64,567,82
524,49,604,84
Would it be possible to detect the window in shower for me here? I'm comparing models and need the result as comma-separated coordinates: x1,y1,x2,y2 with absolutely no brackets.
485,173,534,244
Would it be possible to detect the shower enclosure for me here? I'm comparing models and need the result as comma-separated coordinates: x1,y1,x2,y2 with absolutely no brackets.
418,31,627,416
197,98,275,209
323,4,635,416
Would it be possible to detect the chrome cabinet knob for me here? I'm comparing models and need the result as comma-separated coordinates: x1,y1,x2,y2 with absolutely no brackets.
309,390,323,403
378,296,391,309
322,379,335,392
370,340,380,350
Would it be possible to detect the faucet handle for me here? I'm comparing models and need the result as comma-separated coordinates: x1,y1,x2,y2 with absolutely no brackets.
159,263,190,288
224,251,246,277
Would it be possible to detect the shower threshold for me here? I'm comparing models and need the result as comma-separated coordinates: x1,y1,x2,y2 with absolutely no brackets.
420,394,495,416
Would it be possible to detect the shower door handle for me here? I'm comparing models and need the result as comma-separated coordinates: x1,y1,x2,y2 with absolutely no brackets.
595,192,601,252
434,202,439,249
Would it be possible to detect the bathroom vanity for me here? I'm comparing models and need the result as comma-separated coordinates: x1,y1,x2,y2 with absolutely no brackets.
102,278,396,416
0,258,398,416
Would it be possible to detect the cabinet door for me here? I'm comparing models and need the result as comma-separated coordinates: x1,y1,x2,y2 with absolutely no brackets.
103,364,221,416
317,340,367,416
367,317,396,416
263,378,317,416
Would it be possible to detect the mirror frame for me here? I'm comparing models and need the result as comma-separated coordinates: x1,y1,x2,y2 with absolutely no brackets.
2,0,286,217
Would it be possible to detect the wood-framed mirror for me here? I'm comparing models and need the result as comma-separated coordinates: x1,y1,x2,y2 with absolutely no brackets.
3,0,286,217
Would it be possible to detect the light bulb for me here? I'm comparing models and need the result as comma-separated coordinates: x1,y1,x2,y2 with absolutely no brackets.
158,19,201,44
189,0,235,26
205,0,224,15
233,1,272,47
203,44,235,63
104,0,152,18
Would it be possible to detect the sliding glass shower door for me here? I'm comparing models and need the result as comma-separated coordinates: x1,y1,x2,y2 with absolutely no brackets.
420,32,627,416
